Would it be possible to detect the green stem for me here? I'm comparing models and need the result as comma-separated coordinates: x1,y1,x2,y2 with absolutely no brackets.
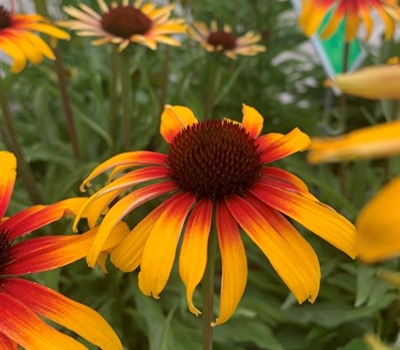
202,228,218,350
204,56,219,120
0,80,44,204
110,45,119,152
120,51,132,151
159,45,171,113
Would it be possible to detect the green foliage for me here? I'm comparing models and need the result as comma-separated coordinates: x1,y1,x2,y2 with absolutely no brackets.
2,0,400,349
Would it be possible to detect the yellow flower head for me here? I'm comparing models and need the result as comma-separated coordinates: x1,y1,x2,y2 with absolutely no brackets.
74,104,356,326
60,0,186,51
0,5,70,73
188,20,266,59
299,0,400,42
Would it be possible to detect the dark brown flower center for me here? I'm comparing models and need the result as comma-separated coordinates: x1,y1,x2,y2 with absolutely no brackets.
0,5,12,30
166,120,263,202
101,6,152,39
0,230,12,277
207,30,237,50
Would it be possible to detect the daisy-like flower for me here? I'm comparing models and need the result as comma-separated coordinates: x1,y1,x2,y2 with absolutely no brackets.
188,20,266,59
74,104,356,326
0,151,128,350
59,0,186,51
299,0,400,42
325,65,400,100
0,5,70,73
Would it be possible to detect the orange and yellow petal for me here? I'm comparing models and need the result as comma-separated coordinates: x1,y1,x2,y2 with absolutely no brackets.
179,199,213,315
160,105,199,143
225,195,320,303
308,120,400,163
80,151,166,191
3,278,122,350
111,195,179,272
213,202,247,326
241,104,264,138
87,182,177,267
0,151,17,218
325,65,400,100
257,128,310,163
0,292,86,350
0,332,17,350
251,183,357,258
6,222,129,275
5,198,88,240
138,193,195,298
299,0,336,37
0,36,28,72
356,176,400,262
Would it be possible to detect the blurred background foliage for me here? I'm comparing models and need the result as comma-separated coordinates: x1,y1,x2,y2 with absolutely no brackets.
2,0,400,349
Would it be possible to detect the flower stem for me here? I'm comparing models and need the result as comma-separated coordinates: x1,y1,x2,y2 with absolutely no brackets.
202,228,218,350
109,45,119,152
0,80,43,204
159,45,171,113
205,56,219,120
120,50,132,151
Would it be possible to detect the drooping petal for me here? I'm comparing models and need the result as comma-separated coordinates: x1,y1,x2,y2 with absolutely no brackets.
241,104,264,138
324,65,400,100
80,151,166,191
160,105,198,143
3,278,122,350
87,182,177,267
212,201,247,326
256,128,310,163
0,37,27,72
0,292,86,350
138,193,195,298
179,199,212,315
0,151,17,218
308,121,400,164
5,198,88,240
356,176,400,262
225,195,319,303
251,183,357,258
111,195,179,272
7,222,129,275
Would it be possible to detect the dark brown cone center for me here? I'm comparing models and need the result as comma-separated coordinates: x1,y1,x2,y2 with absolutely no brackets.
0,230,12,277
101,6,152,38
207,30,237,50
0,6,11,30
166,120,263,202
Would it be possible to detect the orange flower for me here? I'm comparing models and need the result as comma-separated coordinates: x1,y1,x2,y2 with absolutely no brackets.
188,20,266,59
0,151,128,350
59,0,186,51
0,5,70,73
299,0,400,42
74,104,356,326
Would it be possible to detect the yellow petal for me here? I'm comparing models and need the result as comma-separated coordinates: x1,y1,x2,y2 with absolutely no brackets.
0,37,27,72
325,65,400,100
0,151,16,217
356,176,400,262
160,105,198,143
212,202,247,326
241,104,264,138
308,121,400,163
179,199,212,315
138,193,195,298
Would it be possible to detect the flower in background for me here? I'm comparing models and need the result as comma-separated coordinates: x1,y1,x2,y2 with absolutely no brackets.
308,121,400,163
188,20,266,59
299,0,400,42
60,0,186,51
74,104,356,326
324,65,400,100
0,151,128,350
0,5,70,73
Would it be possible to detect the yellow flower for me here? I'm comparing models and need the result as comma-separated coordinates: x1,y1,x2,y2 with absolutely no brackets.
0,5,70,73
308,121,400,163
74,104,356,326
324,65,400,100
188,20,266,59
299,0,400,42
356,176,400,263
59,0,186,51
